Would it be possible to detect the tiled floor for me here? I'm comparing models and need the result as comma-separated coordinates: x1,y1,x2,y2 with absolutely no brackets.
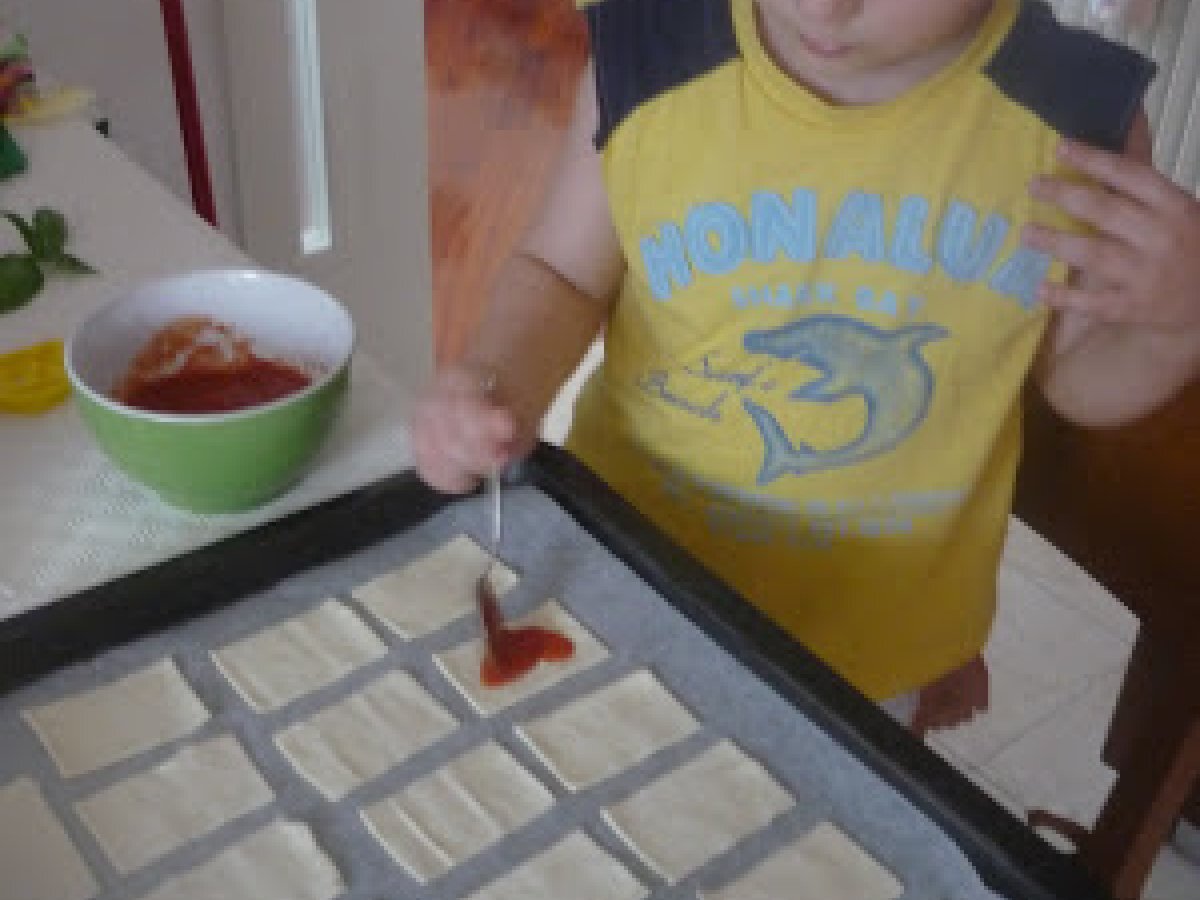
960,524,1200,899
542,350,1200,900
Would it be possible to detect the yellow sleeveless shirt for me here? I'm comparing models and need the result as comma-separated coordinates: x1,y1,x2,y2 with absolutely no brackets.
567,0,1153,698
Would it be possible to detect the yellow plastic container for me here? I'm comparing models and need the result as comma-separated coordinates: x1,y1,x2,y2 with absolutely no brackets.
0,339,69,413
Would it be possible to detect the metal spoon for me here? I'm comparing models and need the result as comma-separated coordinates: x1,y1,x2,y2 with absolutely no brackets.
474,369,510,659
476,467,507,660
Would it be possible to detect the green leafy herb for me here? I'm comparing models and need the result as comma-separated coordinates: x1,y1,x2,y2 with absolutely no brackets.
0,207,94,311
31,208,67,259
2,211,38,255
0,34,30,64
46,253,96,275
0,253,45,312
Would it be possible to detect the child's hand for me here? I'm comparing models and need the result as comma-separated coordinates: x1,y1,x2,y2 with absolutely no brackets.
1024,136,1200,329
410,366,527,494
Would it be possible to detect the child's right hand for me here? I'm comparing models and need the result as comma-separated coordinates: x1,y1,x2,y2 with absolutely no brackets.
410,365,531,493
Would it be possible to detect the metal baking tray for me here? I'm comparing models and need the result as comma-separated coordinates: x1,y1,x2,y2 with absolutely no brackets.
0,444,1111,900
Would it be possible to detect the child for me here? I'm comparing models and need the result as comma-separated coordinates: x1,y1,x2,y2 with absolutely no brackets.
412,0,1200,734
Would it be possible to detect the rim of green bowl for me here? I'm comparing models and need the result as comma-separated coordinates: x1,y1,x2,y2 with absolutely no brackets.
65,270,355,426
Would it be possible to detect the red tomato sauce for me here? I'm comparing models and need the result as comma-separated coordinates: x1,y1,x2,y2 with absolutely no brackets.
476,575,575,687
114,316,315,414
481,626,575,687
119,358,312,414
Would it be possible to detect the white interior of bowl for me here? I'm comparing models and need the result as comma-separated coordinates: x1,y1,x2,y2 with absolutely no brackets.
68,269,355,399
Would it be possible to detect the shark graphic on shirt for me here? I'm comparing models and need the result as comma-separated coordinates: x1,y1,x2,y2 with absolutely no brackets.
741,316,948,484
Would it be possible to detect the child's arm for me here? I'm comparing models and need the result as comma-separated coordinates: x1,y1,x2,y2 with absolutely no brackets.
412,63,624,493
1026,111,1200,427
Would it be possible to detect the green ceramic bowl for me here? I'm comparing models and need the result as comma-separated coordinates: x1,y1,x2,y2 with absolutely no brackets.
66,269,354,513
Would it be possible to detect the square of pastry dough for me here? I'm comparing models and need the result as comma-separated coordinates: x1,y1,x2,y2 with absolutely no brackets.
360,740,554,882
212,600,387,712
353,534,518,639
434,600,609,716
275,670,457,800
0,777,98,900
464,831,646,900
22,658,209,778
699,822,902,900
516,669,699,791
141,820,343,900
603,740,793,884
75,734,274,874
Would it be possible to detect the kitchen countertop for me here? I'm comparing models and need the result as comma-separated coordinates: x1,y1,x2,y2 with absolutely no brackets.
0,117,414,619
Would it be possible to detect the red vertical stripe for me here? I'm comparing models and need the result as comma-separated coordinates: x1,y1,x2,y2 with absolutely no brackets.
159,0,218,227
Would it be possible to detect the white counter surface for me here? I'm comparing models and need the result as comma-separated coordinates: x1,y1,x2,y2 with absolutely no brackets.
0,119,413,618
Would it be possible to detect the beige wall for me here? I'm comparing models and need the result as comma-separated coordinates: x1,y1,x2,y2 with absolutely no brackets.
4,0,241,241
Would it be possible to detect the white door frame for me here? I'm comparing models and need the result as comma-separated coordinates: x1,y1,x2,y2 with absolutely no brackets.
221,0,433,397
